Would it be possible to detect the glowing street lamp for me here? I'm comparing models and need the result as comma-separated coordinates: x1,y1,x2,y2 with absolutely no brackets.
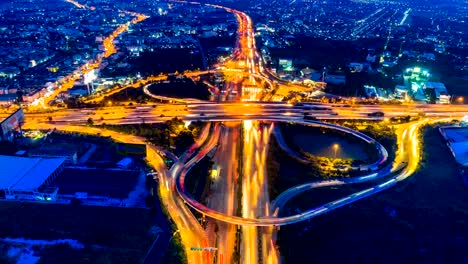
332,143,339,159
457,97,464,104
168,230,180,243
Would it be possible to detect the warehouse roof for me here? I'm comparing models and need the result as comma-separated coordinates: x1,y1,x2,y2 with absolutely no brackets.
0,155,65,191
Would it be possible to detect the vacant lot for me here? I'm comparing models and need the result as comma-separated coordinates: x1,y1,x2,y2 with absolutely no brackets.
55,168,140,198
147,78,210,101
289,127,369,160
0,201,155,263
280,123,378,162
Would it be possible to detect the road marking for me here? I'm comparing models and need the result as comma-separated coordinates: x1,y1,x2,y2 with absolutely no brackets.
378,179,396,188
330,196,351,205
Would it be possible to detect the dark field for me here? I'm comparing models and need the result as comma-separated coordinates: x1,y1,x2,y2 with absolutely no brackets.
0,202,154,264
284,124,370,160
147,78,211,101
55,168,139,198
278,126,468,263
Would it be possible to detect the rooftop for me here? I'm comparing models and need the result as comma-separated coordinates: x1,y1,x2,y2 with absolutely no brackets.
0,155,65,191
449,141,468,166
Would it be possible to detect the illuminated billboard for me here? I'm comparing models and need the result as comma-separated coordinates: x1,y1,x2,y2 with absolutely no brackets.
0,108,24,141
83,69,98,84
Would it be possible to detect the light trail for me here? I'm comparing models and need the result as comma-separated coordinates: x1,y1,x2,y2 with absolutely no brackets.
241,120,259,264
65,0,85,9
14,1,463,263
205,123,239,264
399,8,411,26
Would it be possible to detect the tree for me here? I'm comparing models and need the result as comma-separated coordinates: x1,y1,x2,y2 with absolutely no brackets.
87,118,94,125
166,117,184,133
174,130,195,153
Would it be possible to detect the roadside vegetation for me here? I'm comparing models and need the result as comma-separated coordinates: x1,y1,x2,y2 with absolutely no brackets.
97,118,203,156
280,123,382,164
331,119,398,161
185,158,214,205
161,232,188,264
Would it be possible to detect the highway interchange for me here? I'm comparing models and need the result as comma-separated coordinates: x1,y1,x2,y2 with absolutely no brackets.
11,0,468,263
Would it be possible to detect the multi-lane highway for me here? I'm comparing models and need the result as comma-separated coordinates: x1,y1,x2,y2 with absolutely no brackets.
23,102,441,262
241,121,273,263
10,101,468,128
205,123,240,264
172,118,401,226
10,1,465,264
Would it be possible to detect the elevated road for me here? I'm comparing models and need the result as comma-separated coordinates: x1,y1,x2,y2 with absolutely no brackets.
10,1,464,263
173,118,403,226
173,118,435,226
8,101,468,127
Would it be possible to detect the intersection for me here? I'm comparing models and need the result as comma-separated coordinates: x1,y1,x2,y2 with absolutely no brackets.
11,1,466,263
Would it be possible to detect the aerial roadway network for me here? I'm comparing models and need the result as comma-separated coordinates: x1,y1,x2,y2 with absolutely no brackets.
14,0,467,264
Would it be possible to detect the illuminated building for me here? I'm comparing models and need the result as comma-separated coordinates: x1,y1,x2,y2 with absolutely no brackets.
424,82,450,104
403,67,430,87
403,67,431,102
0,155,65,201
278,58,294,72
401,67,450,103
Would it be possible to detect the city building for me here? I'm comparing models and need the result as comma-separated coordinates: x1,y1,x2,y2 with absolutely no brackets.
439,126,468,166
403,67,431,102
277,58,295,75
403,67,431,87
0,155,65,201
424,82,450,104
364,85,384,99
22,88,47,104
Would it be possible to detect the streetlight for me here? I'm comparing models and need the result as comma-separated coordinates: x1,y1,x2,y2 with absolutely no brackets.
457,97,464,104
332,143,339,159
169,230,180,243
